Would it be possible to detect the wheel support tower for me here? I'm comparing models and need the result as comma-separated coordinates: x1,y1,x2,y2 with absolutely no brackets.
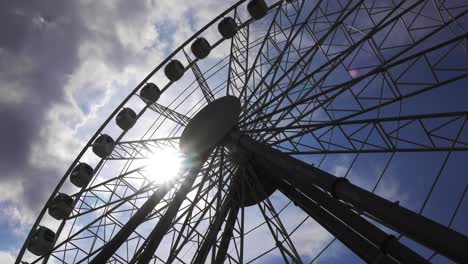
90,96,468,264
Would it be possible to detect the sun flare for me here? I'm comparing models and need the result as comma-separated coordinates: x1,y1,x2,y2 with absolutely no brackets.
145,148,183,184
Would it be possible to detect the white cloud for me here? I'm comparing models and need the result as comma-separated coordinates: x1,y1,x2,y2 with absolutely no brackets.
8,0,235,258
0,251,15,264
0,178,24,202
2,1,358,262
26,0,240,174
0,184,36,236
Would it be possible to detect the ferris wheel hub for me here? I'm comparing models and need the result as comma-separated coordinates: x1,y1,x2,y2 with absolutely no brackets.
180,96,241,156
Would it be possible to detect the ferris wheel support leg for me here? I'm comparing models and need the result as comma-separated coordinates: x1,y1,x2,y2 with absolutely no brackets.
230,132,468,263
135,155,208,264
193,195,234,263
253,157,428,263
215,205,240,263
89,179,174,264
275,178,398,264
89,156,205,264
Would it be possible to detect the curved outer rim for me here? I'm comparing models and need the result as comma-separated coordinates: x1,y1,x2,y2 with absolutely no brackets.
15,0,287,263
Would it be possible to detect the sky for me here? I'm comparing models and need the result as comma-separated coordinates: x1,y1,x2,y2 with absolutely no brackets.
0,0,239,262
0,0,467,263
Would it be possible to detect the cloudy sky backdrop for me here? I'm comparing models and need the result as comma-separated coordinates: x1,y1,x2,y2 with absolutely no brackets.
1,0,467,263
0,0,240,261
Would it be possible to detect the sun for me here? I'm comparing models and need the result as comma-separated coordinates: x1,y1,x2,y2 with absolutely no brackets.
145,148,183,184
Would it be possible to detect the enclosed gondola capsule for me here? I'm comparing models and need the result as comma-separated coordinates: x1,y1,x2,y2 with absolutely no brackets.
92,134,115,158
164,60,185,82
27,226,55,256
48,193,73,220
140,83,161,104
218,17,238,39
116,107,137,130
247,0,268,20
70,163,94,187
191,38,211,60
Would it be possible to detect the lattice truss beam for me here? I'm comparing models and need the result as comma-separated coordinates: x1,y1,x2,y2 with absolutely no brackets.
269,112,468,154
103,137,180,160
148,103,191,127
47,151,229,264
235,0,467,154
24,1,468,264
184,50,215,103
224,0,308,144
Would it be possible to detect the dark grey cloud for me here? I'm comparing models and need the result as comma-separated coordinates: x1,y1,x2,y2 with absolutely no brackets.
0,2,89,235
0,0,237,248
0,0,82,175
0,0,163,222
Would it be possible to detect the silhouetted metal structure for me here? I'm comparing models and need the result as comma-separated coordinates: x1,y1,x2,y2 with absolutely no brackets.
17,0,468,263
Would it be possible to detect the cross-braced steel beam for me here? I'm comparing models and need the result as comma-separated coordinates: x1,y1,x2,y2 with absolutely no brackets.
214,205,239,263
184,50,215,103
88,156,205,264
229,132,468,263
134,155,209,264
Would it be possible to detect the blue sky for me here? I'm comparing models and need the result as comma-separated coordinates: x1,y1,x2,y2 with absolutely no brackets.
0,0,467,263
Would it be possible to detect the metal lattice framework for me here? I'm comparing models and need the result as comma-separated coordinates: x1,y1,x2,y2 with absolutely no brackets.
17,0,467,263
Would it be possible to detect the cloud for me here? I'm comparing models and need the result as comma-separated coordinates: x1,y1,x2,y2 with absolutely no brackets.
0,251,15,264
0,0,241,259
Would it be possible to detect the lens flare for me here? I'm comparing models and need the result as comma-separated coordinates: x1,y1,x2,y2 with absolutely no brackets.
145,148,183,184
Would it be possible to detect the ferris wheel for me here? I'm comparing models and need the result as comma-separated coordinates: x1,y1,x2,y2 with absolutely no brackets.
16,0,468,263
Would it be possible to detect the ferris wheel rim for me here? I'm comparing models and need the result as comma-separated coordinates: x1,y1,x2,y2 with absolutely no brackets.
16,0,468,263
14,0,286,262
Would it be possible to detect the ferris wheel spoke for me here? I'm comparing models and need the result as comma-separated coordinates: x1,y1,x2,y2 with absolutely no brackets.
226,10,250,98
131,149,214,264
241,6,362,145
147,103,191,127
102,137,180,160
17,1,468,263
183,50,215,103
264,72,466,151
242,11,327,142
71,184,153,220
245,3,321,124
81,166,145,195
237,2,292,103
193,165,240,263
230,1,305,103
250,111,468,155
78,196,173,264
417,117,467,213
136,160,230,263
428,186,468,261
242,29,466,144
236,159,303,263
256,199,303,263
245,8,467,132
28,181,159,264
66,183,164,262
165,185,227,263
246,6,379,145
87,156,201,264
165,164,237,263
241,0,334,112
68,166,147,218
192,192,234,263
240,0,458,127
240,0,366,122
